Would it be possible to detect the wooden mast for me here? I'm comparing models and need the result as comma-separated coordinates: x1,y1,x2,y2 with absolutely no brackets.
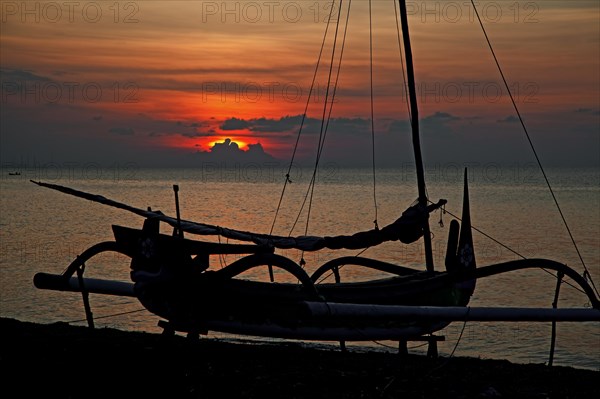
398,0,434,271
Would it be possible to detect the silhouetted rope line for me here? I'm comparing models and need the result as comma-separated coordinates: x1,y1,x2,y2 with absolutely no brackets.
434,202,586,296
289,0,343,238
269,0,337,236
294,0,350,268
316,246,370,285
304,0,345,238
66,308,148,324
424,313,469,376
470,0,598,298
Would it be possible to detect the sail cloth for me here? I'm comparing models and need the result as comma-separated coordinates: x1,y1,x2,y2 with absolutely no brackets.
31,180,445,252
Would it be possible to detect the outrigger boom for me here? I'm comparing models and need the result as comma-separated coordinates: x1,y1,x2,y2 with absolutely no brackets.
34,272,600,323
34,268,600,324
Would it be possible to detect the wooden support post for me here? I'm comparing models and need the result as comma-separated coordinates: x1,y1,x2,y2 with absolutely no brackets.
268,263,275,283
398,336,444,358
173,184,183,239
398,340,408,357
548,271,564,366
331,266,346,351
158,320,175,337
76,261,94,329
427,339,439,358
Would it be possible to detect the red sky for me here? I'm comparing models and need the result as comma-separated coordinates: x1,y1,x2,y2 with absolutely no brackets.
1,1,599,167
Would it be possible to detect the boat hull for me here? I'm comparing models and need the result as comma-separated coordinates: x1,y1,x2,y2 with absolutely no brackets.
133,274,467,340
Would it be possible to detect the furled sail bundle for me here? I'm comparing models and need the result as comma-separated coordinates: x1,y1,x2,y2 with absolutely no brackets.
31,180,445,251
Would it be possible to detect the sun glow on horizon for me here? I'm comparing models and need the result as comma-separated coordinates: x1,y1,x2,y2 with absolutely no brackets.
2,1,597,166
205,138,249,151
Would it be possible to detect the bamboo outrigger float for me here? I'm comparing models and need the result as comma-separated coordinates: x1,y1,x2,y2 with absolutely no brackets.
32,0,599,362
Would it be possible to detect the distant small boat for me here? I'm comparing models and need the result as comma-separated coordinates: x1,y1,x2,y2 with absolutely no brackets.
8,172,21,176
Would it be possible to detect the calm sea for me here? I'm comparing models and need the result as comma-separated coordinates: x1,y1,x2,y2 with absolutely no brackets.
1,164,598,370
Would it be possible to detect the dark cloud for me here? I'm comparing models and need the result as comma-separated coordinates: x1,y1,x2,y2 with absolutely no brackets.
0,69,55,101
192,138,276,165
220,115,305,133
176,121,205,128
574,108,600,116
419,111,461,139
173,120,209,136
51,70,72,77
326,117,371,136
179,130,216,138
497,115,519,123
220,113,466,144
133,117,214,138
389,112,473,135
220,117,250,131
108,127,135,136
0,69,51,82
249,115,305,133
212,138,239,152
423,112,461,122
2,98,597,168
220,115,374,136
388,119,411,134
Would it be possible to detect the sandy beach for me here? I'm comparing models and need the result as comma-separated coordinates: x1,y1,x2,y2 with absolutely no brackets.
2,317,598,398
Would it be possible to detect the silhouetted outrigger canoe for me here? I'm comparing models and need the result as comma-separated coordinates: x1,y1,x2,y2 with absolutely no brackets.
31,0,599,360
31,174,600,344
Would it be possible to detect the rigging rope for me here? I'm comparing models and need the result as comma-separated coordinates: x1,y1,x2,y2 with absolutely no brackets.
269,0,337,236
382,315,468,394
470,0,598,298
217,235,228,269
66,308,148,324
316,246,370,285
295,0,350,267
424,313,470,377
288,0,350,238
432,202,586,296
303,0,345,237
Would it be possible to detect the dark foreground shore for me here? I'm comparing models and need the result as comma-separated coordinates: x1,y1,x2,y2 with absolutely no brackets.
2,317,598,398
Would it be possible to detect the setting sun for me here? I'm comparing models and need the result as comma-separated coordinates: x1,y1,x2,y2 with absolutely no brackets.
206,138,249,151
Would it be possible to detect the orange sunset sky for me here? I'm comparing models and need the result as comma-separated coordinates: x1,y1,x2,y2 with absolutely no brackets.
1,1,598,167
